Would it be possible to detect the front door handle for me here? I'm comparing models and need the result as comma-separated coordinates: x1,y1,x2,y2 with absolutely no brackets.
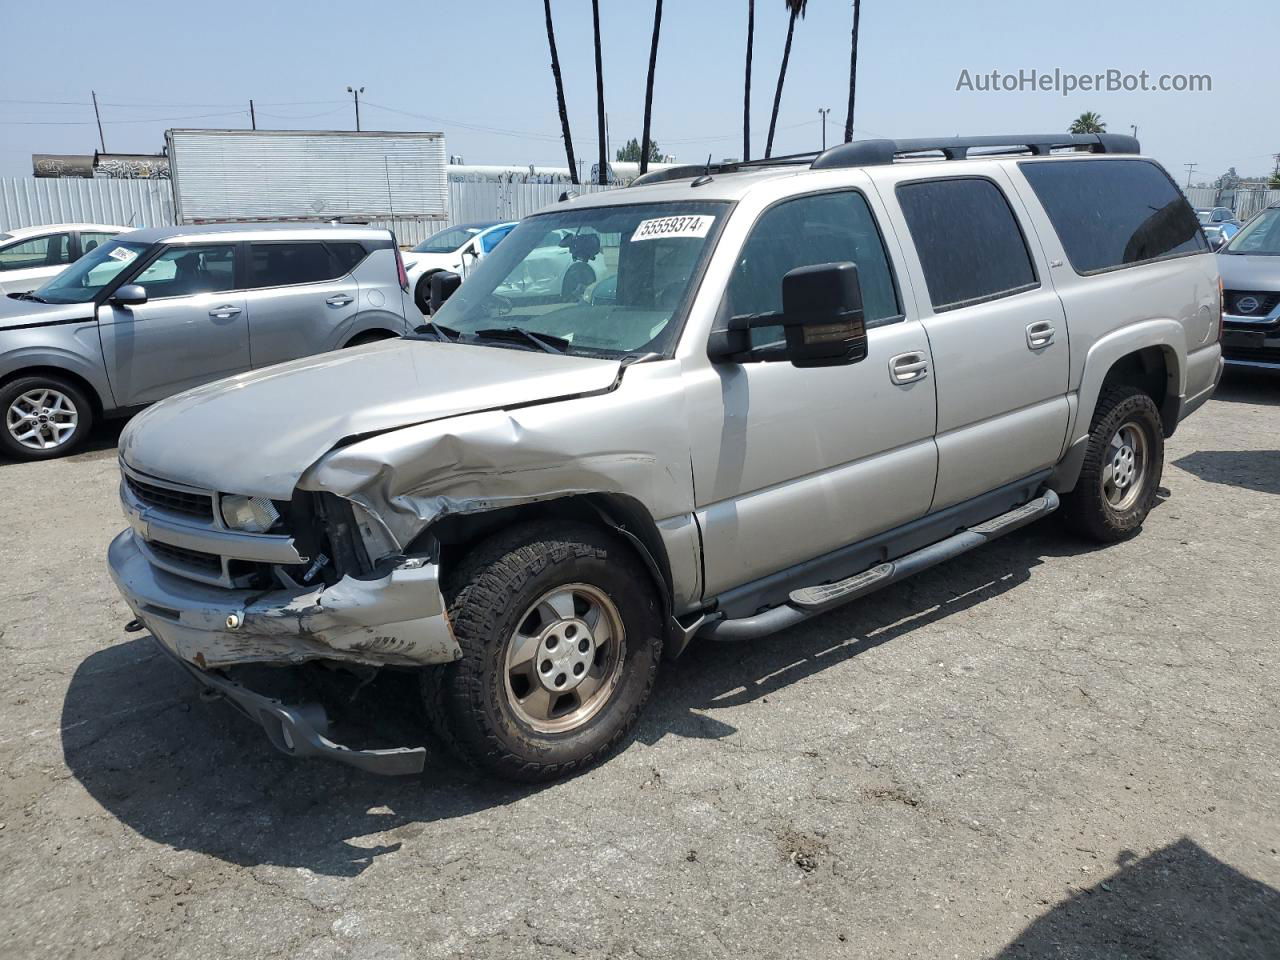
889,351,929,385
1026,320,1056,349
208,305,241,320
326,294,354,307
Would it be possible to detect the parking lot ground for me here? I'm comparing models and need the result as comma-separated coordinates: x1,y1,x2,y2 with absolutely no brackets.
1,373,1278,960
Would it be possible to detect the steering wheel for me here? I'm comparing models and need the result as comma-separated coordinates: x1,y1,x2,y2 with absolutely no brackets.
485,293,513,316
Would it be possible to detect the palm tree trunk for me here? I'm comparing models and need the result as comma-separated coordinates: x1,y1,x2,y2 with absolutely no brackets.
842,0,861,143
640,0,663,175
591,0,607,185
743,0,754,161
764,8,798,159
542,0,579,184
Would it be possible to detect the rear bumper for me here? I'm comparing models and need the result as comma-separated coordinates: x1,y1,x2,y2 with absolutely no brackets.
108,528,460,670
150,637,427,775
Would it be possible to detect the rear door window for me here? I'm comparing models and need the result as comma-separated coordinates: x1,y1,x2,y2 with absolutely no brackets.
726,190,902,347
1018,158,1205,274
78,231,119,256
248,241,364,288
895,177,1038,311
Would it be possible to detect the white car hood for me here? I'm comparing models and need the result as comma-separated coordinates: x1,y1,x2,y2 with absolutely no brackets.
119,338,622,499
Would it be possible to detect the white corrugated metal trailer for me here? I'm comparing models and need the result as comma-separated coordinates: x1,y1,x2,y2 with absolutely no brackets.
165,129,448,230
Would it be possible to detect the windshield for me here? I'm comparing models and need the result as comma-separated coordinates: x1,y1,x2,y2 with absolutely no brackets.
429,201,729,358
1223,208,1280,256
412,225,489,254
31,239,149,303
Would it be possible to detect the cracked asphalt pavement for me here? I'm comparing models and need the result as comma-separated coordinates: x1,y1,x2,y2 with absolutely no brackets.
1,372,1278,959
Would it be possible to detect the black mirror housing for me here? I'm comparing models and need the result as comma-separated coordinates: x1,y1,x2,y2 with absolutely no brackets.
111,284,148,307
779,262,867,367
429,271,462,313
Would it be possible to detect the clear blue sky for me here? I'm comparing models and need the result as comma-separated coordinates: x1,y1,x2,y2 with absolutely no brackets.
1,0,1274,184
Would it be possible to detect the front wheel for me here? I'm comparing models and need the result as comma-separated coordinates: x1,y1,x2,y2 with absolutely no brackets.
424,521,663,781
0,374,94,461
1061,386,1164,543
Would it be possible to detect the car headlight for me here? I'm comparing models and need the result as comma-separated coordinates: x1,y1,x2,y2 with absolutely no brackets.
221,494,281,533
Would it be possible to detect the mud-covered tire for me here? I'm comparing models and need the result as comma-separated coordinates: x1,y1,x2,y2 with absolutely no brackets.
0,374,95,461
423,521,663,782
1061,386,1164,543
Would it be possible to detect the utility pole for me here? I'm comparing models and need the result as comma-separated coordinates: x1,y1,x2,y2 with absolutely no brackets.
818,107,831,151
249,99,256,130
90,90,106,153
1184,162,1197,188
346,86,364,131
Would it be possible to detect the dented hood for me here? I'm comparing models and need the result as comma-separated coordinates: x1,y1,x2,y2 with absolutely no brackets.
119,338,622,498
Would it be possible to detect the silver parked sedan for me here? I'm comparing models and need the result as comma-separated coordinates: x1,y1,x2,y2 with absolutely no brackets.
0,222,417,460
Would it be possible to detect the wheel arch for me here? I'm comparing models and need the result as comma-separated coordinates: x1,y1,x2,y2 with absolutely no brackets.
1075,321,1185,443
0,363,107,418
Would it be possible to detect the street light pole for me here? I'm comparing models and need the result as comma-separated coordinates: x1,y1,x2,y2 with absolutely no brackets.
818,107,831,151
346,86,364,132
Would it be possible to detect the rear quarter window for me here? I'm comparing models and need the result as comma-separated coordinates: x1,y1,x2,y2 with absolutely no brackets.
1018,158,1205,274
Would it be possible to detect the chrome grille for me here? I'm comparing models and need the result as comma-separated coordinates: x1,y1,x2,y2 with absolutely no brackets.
125,474,214,520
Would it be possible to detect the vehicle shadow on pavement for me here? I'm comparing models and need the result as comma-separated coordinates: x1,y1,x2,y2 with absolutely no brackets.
0,418,125,466
1214,368,1280,407
994,838,1280,958
60,523,1094,877
1173,449,1280,495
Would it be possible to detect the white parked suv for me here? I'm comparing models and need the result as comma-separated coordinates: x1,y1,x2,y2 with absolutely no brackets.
0,223,128,295
403,221,516,313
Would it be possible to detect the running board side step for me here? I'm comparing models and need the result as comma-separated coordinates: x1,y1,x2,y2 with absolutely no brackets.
698,490,1059,642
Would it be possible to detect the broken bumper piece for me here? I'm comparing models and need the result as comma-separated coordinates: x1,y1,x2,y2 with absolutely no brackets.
107,529,460,670
151,638,426,775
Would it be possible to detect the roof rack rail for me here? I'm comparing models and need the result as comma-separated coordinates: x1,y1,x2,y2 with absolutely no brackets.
630,149,822,187
810,133,1140,170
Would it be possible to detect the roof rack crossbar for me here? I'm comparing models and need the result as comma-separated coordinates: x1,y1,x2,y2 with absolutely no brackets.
810,133,1140,171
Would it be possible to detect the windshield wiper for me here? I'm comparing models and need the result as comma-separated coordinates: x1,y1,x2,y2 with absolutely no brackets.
412,320,464,342
473,326,569,355
13,292,48,303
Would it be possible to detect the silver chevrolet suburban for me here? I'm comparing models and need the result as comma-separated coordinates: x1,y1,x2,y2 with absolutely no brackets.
0,223,415,460
107,134,1223,781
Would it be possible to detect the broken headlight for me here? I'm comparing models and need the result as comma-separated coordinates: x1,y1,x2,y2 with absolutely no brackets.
221,494,281,533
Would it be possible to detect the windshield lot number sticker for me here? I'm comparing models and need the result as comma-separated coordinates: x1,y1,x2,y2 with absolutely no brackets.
107,247,137,262
631,215,714,241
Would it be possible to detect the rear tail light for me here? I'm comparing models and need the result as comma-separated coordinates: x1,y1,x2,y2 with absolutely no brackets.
393,241,409,292
1217,276,1224,341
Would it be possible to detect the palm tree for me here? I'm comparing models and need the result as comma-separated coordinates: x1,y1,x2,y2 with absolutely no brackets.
743,0,755,161
640,0,663,175
1070,111,1107,134
764,0,808,159
542,0,579,184
842,0,861,143
591,0,608,185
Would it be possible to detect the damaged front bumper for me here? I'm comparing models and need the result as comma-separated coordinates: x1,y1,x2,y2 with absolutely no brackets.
150,637,427,775
108,529,460,671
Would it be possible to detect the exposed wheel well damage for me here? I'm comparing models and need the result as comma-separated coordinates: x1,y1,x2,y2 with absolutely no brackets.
1099,345,1178,436
419,493,675,620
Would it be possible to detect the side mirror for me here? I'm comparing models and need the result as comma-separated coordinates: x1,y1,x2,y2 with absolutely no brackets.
110,284,148,307
428,271,462,313
779,262,867,367
1209,233,1228,251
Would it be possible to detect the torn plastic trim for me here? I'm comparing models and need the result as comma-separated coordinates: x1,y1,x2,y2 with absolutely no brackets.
151,637,427,776
108,529,460,670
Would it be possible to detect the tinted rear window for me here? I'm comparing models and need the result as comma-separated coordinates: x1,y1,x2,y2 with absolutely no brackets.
1019,158,1205,274
896,177,1038,312
248,240,366,288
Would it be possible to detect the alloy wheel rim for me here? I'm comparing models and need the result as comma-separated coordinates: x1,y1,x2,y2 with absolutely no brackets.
1102,421,1147,511
503,582,626,734
6,388,78,451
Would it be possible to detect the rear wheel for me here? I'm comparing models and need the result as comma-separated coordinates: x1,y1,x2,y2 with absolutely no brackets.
424,521,663,781
0,374,94,461
344,330,397,348
1061,386,1164,542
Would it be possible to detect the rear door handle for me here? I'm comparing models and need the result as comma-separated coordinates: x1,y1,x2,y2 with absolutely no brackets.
208,305,241,320
326,294,354,307
1026,320,1056,349
889,351,929,385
